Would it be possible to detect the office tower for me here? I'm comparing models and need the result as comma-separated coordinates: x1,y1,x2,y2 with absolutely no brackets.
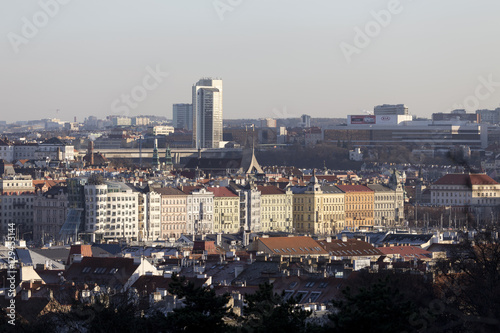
192,78,223,149
173,103,193,130
301,114,311,128
374,104,408,115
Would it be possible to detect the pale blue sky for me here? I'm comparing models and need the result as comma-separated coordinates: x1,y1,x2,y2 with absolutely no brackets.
1,0,500,123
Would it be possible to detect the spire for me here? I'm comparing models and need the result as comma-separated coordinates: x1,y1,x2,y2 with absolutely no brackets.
152,138,160,170
310,169,318,184
165,144,173,170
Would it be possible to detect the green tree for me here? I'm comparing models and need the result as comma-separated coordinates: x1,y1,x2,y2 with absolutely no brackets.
239,282,313,333
434,230,500,332
328,277,419,333
167,273,233,333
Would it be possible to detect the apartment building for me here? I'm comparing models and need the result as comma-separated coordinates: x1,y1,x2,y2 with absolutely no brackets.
336,185,374,231
430,173,500,220
291,176,345,235
33,186,68,244
157,187,187,239
208,186,240,234
0,175,35,237
180,186,214,235
367,184,404,227
84,182,139,242
258,185,293,233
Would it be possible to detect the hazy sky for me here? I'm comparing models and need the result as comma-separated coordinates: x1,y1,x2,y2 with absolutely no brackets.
1,0,500,123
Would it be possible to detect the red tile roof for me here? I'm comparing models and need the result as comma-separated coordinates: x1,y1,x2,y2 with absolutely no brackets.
256,185,286,195
207,186,238,197
433,173,498,186
178,185,203,195
377,246,432,260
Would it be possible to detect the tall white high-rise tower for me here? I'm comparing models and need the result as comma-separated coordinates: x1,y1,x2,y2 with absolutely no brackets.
192,78,223,149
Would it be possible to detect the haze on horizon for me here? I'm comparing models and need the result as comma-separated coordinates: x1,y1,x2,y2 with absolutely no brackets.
1,0,500,123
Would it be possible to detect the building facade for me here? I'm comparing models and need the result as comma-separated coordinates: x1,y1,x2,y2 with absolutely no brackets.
173,103,193,130
181,186,214,235
336,185,374,231
192,78,223,149
0,175,35,238
292,177,345,235
157,187,188,239
33,186,68,244
258,185,293,233
208,186,240,234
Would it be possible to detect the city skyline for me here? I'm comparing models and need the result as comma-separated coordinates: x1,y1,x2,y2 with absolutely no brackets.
2,1,500,123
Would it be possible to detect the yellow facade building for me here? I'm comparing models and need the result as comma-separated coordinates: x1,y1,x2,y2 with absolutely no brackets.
291,176,345,235
258,185,293,233
207,186,240,234
336,185,374,231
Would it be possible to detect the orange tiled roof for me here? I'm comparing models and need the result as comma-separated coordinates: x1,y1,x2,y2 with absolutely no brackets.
258,236,329,256
433,173,498,186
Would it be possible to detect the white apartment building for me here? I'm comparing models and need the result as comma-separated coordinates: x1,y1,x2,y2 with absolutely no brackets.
14,143,37,161
84,182,139,242
367,184,404,227
181,186,214,235
34,137,75,161
0,139,14,162
240,184,262,232
152,126,175,136
430,174,500,207
143,190,161,241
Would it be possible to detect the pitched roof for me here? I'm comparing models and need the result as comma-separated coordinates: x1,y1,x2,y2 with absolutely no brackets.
256,185,286,195
377,246,432,260
367,184,393,192
67,244,92,264
258,236,329,256
317,238,383,257
64,257,139,288
336,184,373,193
433,173,498,186
155,187,187,196
207,186,238,197
178,185,204,195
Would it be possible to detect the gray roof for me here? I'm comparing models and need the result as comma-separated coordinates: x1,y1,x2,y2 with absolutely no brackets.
367,184,394,192
320,184,343,194
382,233,433,246
31,247,70,263
16,248,65,269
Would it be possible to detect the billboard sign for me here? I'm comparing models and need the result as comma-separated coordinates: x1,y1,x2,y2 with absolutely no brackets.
349,115,376,124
